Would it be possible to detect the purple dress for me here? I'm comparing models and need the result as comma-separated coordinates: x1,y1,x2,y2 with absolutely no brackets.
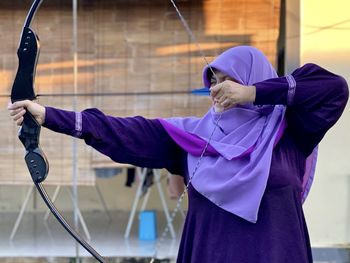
43,64,348,263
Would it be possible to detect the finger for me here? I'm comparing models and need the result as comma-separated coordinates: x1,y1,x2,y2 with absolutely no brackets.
218,94,229,104
7,101,13,109
214,94,224,104
13,109,26,122
209,84,219,94
212,89,225,102
16,117,24,126
221,98,234,108
9,107,25,116
210,83,223,97
11,100,31,109
7,102,18,110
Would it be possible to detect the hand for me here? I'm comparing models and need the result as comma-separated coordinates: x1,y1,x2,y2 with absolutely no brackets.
8,100,46,126
210,80,256,110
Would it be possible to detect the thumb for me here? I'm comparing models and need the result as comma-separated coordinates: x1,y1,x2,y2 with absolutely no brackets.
210,84,221,97
12,100,32,109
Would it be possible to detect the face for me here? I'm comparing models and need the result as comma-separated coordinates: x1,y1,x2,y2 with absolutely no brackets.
209,70,237,87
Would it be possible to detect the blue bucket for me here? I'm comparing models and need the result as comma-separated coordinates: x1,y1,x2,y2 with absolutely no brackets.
139,210,157,240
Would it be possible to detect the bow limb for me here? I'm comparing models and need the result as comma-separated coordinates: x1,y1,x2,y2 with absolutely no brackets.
11,1,105,262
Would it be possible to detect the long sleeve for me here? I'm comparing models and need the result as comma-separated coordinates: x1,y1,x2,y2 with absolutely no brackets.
43,107,186,175
254,63,349,156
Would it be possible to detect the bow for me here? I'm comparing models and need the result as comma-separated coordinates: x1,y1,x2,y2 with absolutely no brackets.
11,1,105,262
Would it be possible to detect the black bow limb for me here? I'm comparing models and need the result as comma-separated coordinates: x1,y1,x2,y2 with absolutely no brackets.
11,0,105,262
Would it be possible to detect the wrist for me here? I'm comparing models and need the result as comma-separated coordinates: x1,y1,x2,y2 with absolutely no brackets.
247,85,256,103
37,105,46,125
40,105,46,125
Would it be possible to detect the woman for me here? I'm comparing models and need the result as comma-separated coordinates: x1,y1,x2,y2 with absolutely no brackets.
8,46,348,263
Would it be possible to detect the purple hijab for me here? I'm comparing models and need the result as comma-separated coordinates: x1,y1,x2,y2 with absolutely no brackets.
158,46,311,223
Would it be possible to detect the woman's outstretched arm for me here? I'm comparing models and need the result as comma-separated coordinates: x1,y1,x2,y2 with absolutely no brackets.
8,102,186,175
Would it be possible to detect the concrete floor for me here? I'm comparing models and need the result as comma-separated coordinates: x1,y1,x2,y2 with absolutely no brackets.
0,210,180,262
0,210,349,263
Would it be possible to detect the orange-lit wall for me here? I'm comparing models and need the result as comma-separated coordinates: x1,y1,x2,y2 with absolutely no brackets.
0,0,281,212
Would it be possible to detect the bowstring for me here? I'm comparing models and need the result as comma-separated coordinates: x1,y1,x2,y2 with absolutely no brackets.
149,1,223,262
170,0,217,79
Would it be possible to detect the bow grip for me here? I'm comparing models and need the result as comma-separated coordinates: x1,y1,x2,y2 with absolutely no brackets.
19,112,49,183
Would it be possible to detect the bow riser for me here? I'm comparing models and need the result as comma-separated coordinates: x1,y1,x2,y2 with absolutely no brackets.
11,26,49,184
11,28,39,102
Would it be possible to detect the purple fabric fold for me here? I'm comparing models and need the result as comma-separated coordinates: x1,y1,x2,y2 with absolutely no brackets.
302,147,318,202
158,46,316,222
158,119,218,156
160,104,286,222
